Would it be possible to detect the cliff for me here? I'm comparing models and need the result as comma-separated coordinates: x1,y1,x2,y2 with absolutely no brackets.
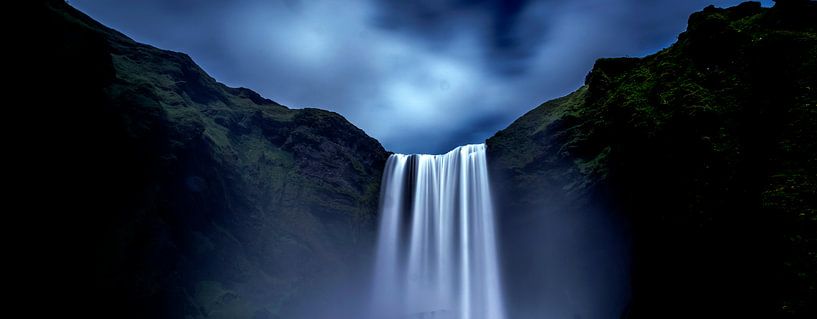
36,1,388,318
488,1,816,317
30,0,817,318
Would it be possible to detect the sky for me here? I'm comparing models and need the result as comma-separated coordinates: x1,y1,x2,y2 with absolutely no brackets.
70,0,773,154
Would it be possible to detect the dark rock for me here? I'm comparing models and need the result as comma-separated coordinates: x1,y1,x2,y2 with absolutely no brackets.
36,1,388,318
488,2,817,318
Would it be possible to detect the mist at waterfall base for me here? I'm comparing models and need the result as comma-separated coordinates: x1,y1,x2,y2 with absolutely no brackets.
293,144,631,319
490,192,631,319
491,176,632,318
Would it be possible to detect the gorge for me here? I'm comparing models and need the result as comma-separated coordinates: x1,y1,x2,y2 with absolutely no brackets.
34,1,817,319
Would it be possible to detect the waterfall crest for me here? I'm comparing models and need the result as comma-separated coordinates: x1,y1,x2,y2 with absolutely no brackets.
371,144,505,319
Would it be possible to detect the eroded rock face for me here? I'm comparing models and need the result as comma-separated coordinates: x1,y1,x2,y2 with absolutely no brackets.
488,1,816,318
37,1,387,318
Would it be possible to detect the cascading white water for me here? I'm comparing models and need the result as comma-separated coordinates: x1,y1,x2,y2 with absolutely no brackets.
370,144,505,319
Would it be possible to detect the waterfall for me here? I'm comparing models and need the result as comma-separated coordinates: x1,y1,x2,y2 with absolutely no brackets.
370,144,505,319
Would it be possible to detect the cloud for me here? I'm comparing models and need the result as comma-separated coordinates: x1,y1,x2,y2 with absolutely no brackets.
70,0,774,154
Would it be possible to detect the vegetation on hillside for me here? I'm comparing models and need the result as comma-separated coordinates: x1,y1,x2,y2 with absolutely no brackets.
488,1,816,317
38,1,388,318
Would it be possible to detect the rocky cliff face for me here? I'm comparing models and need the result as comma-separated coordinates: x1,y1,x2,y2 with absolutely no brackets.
488,1,816,318
33,0,817,318
36,1,387,318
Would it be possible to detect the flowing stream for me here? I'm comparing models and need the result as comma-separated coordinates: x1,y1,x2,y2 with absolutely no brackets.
371,144,505,319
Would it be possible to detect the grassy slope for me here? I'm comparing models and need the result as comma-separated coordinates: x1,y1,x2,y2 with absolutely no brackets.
488,1,816,318
38,1,388,318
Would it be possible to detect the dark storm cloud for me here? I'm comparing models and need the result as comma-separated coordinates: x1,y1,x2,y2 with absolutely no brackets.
70,0,773,154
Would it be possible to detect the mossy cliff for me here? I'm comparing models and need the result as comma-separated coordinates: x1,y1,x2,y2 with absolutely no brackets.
488,1,816,318
31,0,817,318
36,1,387,318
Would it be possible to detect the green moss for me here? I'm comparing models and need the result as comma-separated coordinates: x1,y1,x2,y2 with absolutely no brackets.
42,1,389,318
488,1,817,317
